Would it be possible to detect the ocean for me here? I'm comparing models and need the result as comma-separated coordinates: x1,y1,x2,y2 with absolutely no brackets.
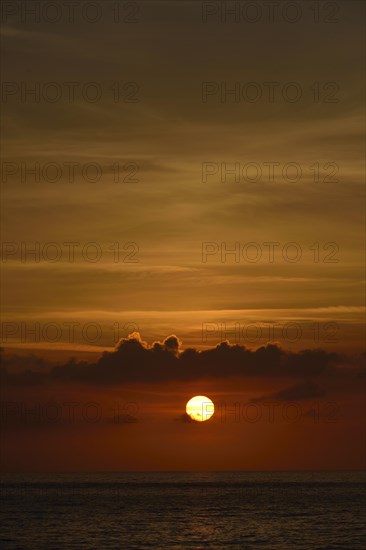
1,471,365,549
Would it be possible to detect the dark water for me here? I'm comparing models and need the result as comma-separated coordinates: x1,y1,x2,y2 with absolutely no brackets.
1,471,365,549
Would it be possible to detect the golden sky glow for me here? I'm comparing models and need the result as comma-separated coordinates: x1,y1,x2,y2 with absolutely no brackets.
0,1,365,472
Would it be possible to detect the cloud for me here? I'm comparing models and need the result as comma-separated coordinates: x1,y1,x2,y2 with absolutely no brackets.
174,413,194,423
253,381,326,402
0,350,48,371
0,404,139,431
103,413,139,425
0,333,361,388
155,334,182,355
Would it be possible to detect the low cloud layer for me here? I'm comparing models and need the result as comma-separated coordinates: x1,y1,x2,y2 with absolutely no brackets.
253,381,326,402
1,333,363,387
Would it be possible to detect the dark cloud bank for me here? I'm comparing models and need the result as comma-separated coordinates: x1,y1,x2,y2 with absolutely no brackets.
1,333,364,388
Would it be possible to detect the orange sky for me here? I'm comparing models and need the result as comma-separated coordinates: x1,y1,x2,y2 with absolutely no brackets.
1,1,365,472
1,333,365,471
2,376,365,472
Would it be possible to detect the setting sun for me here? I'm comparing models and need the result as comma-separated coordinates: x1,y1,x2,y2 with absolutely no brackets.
186,395,215,422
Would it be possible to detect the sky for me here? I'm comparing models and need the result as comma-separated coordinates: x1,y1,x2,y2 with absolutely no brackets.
0,0,365,472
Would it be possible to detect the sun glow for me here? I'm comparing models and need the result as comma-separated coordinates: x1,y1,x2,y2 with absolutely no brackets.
186,395,215,422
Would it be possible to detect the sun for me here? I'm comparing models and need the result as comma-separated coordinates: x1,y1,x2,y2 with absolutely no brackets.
186,395,215,422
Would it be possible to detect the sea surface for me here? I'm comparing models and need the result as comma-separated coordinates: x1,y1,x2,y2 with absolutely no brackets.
1,471,365,549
